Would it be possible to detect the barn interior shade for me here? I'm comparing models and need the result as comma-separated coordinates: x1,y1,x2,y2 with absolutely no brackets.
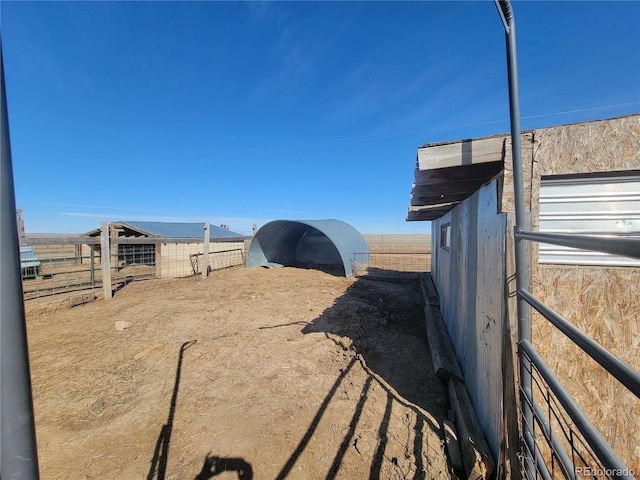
246,219,369,277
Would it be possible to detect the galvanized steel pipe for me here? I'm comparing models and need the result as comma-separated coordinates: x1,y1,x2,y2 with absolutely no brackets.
494,1,534,471
0,36,41,478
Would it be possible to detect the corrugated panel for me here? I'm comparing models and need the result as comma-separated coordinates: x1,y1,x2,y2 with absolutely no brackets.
431,180,505,460
539,174,640,266
19,246,40,269
122,221,242,239
247,219,369,277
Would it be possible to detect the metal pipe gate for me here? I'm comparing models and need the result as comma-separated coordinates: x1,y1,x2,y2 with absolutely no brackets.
494,2,640,478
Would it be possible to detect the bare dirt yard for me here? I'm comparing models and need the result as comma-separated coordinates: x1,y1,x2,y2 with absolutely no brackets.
25,265,453,479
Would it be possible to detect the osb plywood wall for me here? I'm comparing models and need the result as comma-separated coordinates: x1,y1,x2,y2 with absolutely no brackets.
529,115,640,472
533,114,640,176
501,132,535,213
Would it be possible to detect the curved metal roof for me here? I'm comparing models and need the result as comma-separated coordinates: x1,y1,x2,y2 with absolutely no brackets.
246,219,369,277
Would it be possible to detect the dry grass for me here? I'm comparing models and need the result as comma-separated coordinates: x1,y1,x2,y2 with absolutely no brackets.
363,234,431,253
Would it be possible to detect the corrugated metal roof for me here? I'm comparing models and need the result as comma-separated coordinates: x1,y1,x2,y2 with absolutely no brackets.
246,219,369,277
19,246,41,269
107,221,242,238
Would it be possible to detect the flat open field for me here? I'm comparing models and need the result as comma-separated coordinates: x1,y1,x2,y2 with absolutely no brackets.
363,234,431,253
25,265,453,479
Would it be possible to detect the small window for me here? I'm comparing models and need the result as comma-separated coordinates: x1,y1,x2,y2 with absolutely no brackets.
440,223,451,250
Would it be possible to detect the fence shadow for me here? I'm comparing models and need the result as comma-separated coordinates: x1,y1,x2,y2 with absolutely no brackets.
145,271,448,479
147,340,196,480
274,273,451,478
146,340,254,480
303,274,448,415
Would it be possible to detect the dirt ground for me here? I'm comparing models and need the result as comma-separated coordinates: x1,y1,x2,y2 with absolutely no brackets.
25,266,453,480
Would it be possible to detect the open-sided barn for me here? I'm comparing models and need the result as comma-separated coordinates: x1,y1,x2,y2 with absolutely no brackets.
86,221,246,278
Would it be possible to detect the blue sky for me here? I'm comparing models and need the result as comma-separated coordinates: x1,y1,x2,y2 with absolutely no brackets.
1,1,639,235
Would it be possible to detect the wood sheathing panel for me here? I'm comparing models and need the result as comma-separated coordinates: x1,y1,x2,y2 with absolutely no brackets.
500,132,535,213
529,115,640,472
531,267,640,473
533,115,640,176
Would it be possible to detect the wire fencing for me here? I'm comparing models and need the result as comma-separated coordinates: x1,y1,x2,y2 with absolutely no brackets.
21,233,431,308
20,234,248,311
353,251,431,277
519,342,629,480
19,237,102,306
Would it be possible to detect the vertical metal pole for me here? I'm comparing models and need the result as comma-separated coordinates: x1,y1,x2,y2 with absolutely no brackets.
0,37,40,478
494,0,533,466
202,222,210,279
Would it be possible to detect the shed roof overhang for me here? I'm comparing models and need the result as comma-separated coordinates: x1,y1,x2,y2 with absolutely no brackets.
407,134,507,221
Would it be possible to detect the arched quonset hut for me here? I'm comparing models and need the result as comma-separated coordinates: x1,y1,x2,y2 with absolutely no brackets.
246,219,369,277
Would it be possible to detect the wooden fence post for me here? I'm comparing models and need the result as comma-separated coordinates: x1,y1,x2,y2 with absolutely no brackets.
155,241,162,279
90,244,95,284
100,221,112,299
202,222,210,279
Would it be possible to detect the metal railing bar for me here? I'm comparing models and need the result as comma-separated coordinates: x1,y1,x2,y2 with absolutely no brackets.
515,231,640,260
522,429,554,480
20,236,102,245
189,248,244,255
527,333,633,475
542,388,597,474
531,398,577,480
519,339,634,477
519,386,555,480
519,288,640,398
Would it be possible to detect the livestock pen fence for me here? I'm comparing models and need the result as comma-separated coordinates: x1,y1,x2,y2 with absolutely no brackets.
356,233,432,277
352,251,431,277
514,234,640,479
20,231,431,307
20,231,247,308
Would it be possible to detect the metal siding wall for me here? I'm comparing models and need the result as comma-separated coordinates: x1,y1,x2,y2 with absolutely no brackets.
432,212,455,359
473,181,506,459
447,207,462,363
431,180,506,460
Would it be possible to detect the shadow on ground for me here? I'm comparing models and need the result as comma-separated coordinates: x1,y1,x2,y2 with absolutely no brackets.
147,269,449,479
287,271,452,479
147,341,254,480
303,271,448,416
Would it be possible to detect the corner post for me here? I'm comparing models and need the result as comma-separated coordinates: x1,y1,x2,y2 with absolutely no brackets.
100,221,112,299
202,223,210,279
